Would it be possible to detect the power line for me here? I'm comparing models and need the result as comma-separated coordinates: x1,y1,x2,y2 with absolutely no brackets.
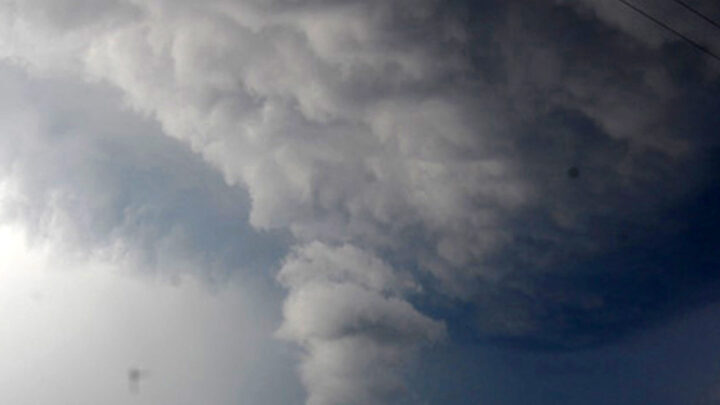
670,0,720,32
616,0,720,62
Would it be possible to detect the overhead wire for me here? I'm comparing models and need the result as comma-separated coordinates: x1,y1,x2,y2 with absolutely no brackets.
615,0,720,62
669,0,720,32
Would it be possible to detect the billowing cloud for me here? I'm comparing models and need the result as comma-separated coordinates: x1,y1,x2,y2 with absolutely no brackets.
1,0,720,403
277,242,445,404
0,63,285,281
0,58,299,404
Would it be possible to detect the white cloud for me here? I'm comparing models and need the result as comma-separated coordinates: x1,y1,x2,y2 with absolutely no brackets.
0,223,297,405
277,242,445,405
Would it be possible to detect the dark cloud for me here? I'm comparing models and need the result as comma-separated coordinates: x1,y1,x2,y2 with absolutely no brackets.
1,0,720,403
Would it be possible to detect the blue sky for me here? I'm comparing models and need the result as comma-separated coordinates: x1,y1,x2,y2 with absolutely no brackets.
0,0,719,404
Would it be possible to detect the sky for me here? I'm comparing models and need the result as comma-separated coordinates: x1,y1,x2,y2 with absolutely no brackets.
0,0,719,404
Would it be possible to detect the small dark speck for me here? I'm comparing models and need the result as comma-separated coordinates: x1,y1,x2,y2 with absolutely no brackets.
567,166,580,179
128,367,144,394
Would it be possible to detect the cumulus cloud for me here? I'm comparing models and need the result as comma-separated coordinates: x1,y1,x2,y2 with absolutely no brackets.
0,63,284,281
1,0,720,403
277,242,445,405
0,61,297,405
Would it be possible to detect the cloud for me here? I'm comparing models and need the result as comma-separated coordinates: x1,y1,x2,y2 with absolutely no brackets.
277,243,445,405
0,224,300,405
561,0,720,52
1,0,720,403
0,63,285,281
0,61,300,404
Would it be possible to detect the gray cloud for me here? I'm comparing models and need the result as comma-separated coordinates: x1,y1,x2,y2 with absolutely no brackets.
562,0,720,51
0,64,285,282
1,0,719,403
0,63,300,405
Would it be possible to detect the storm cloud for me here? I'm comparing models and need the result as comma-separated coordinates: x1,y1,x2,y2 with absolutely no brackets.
1,0,719,403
